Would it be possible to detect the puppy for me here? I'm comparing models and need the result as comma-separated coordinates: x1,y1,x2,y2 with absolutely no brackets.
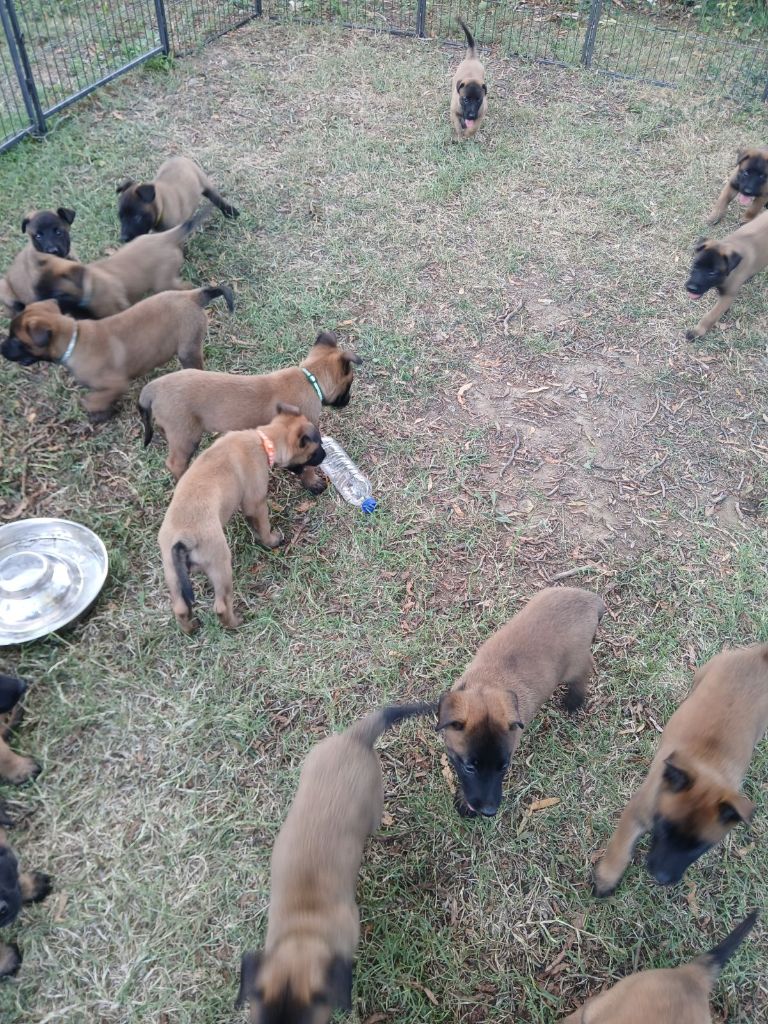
0,207,76,315
0,828,52,978
138,330,361,485
0,673,40,789
158,404,325,633
450,20,487,141
437,587,605,817
235,703,433,1024
33,208,208,318
117,155,239,242
593,644,768,897
2,286,233,421
684,210,768,339
558,911,758,1024
707,145,768,226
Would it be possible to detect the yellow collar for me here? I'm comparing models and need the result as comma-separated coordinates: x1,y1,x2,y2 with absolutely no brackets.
255,429,276,469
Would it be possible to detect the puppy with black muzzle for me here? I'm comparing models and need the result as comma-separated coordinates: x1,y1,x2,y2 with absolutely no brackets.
558,911,758,1024
707,145,768,226
2,286,233,422
0,673,40,791
235,703,432,1024
138,330,361,490
158,405,325,633
437,587,605,818
593,643,768,897
33,208,208,318
684,210,768,339
0,207,76,315
450,20,487,141
0,827,52,978
117,155,239,242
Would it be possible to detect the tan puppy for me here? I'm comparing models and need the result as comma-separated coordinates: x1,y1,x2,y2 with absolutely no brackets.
32,209,208,318
2,286,232,421
0,827,52,978
593,644,768,897
707,145,768,225
158,405,325,633
438,587,605,817
450,20,487,141
558,911,758,1024
235,703,433,1024
117,155,239,242
138,330,361,484
684,210,768,339
0,207,76,315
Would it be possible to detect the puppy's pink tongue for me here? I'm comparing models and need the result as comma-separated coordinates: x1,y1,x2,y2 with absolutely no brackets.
738,193,753,206
465,118,475,126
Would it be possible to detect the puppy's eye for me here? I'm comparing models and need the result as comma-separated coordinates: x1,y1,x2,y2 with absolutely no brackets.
463,759,478,775
35,232,43,239
448,720,464,731
54,228,62,236
499,759,509,772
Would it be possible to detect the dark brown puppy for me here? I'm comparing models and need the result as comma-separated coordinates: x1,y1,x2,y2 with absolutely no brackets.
138,330,361,488
558,912,758,1024
707,145,768,225
450,20,487,141
236,703,432,1024
0,674,39,790
33,209,208,318
437,587,605,817
0,208,76,315
117,155,239,242
684,209,768,339
1,286,233,421
158,405,325,633
593,643,768,897
0,827,52,978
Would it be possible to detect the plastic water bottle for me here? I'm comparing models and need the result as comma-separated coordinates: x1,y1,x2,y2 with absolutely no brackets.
320,436,377,514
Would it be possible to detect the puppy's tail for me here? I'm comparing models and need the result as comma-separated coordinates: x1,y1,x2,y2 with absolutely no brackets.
457,18,477,57
194,284,235,313
697,911,758,980
171,541,195,612
137,394,153,447
347,703,435,748
172,206,213,245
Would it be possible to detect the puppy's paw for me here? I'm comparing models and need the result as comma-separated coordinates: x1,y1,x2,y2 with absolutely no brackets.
178,616,200,636
3,755,41,786
684,328,704,341
22,871,53,904
705,211,723,226
453,792,478,819
302,469,328,496
86,407,116,424
265,529,285,549
0,942,22,978
591,865,618,899
563,687,586,713
0,803,14,828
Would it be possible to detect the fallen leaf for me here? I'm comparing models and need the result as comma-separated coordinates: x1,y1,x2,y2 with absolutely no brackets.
440,754,456,794
528,797,560,812
363,1015,389,1024
409,982,438,1006
457,382,474,406
381,811,394,827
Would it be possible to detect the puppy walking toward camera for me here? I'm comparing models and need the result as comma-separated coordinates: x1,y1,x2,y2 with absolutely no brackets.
593,644,768,897
558,911,758,1024
117,155,239,242
0,827,52,978
684,210,768,339
707,145,768,225
437,587,605,818
0,207,76,315
1,286,233,421
158,405,325,633
236,703,432,1023
451,20,487,141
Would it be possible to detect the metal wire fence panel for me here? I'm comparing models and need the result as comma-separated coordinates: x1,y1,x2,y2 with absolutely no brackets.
164,0,261,54
261,0,418,36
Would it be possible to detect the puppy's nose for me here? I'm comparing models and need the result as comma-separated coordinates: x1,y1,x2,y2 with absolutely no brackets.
479,805,498,817
0,899,9,918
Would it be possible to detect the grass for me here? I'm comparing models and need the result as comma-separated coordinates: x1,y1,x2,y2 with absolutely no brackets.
0,19,767,1024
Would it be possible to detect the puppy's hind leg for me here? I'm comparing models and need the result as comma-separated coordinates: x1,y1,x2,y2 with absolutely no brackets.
177,327,205,371
563,655,595,712
202,537,241,630
203,186,240,219
592,784,654,897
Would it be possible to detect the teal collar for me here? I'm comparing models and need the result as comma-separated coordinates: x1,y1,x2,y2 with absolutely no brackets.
302,367,325,404
58,324,79,366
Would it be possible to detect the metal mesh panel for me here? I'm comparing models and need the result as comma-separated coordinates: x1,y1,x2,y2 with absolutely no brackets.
261,0,417,36
164,0,261,54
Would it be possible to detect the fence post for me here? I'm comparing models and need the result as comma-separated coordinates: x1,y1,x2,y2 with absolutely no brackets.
415,0,426,38
254,0,263,16
153,0,171,55
0,0,46,136
581,0,604,69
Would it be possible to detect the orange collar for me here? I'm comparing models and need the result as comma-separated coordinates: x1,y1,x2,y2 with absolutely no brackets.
255,429,276,469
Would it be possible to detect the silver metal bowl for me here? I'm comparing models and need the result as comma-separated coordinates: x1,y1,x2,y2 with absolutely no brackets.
0,518,108,645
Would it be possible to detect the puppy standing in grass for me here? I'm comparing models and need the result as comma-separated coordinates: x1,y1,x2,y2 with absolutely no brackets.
684,210,768,339
158,404,325,633
558,911,758,1024
117,155,239,242
451,20,488,141
1,286,233,421
707,145,768,225
0,207,76,315
236,703,432,1023
593,643,768,897
437,587,605,817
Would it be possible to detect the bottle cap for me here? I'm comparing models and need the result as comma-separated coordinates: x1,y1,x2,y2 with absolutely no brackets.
361,497,377,515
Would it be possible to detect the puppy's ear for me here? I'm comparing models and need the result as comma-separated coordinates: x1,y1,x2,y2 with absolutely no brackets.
736,146,749,164
482,83,488,94
456,80,464,93
275,401,300,416
662,754,692,793
436,692,465,732
725,250,743,274
234,950,263,1009
28,319,52,347
315,330,338,348
506,690,523,730
341,349,363,368
326,956,353,1012
135,183,156,204
21,217,31,234
719,793,755,827
693,236,707,253
57,207,76,225
116,179,134,194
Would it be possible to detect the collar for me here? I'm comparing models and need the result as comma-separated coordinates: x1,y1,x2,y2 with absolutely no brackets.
301,367,325,404
58,324,79,366
255,429,276,469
